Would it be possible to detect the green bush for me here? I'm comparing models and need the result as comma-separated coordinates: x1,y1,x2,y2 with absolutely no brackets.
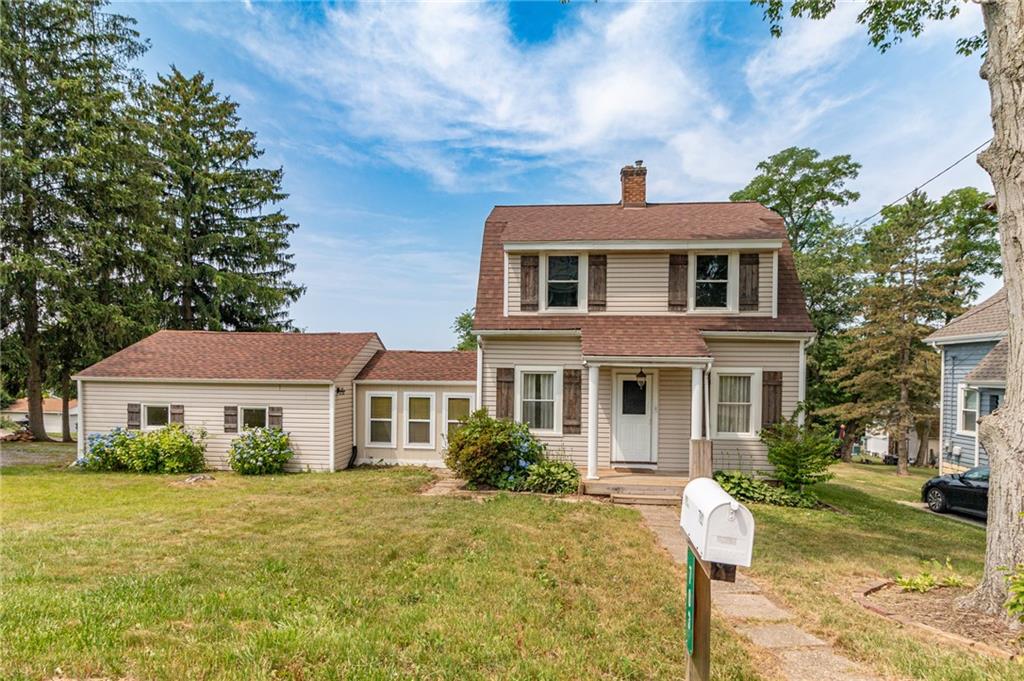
1006,564,1024,624
713,470,815,508
523,459,581,494
81,425,205,473
760,418,839,493
227,427,294,475
443,409,546,489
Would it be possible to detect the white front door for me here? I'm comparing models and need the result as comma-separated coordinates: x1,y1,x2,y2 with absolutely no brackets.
612,372,655,464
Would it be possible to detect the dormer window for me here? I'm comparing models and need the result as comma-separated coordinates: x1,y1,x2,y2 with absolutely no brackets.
695,255,729,308
546,255,579,308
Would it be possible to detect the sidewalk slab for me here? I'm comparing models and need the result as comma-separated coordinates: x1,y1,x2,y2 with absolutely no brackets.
734,623,826,649
713,593,793,621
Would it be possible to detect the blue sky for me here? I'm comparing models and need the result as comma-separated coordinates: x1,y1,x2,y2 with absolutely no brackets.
122,1,995,348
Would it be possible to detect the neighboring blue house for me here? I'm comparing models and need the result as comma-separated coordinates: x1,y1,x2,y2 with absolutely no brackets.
925,288,1008,473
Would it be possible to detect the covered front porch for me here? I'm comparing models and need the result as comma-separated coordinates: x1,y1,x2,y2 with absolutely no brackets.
583,356,713,481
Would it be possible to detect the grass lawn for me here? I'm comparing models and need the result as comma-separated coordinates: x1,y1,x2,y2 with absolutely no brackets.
0,461,769,681
748,462,1018,681
0,439,78,467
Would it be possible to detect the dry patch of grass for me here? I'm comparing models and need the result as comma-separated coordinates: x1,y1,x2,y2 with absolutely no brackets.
0,465,766,681
747,462,1019,681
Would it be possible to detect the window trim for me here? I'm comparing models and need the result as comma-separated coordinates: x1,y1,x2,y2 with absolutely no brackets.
238,405,269,430
514,365,563,435
442,392,475,446
141,403,170,430
365,391,398,448
688,251,739,313
957,384,978,436
539,252,588,313
403,392,436,450
709,368,763,439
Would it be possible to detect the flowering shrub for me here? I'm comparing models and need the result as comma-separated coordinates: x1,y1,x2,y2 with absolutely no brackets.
443,409,546,489
80,425,206,473
227,427,294,475
523,459,581,494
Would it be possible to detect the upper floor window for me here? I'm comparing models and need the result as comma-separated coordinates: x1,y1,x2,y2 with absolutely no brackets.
547,255,579,308
695,255,729,308
959,386,978,434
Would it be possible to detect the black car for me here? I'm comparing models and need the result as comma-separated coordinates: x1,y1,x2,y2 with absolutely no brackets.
921,466,989,519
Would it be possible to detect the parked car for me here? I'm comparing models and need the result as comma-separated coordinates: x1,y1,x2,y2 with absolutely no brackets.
921,466,989,519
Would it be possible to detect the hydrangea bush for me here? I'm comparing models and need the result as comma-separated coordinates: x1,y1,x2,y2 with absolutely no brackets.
443,409,546,489
80,425,206,473
227,427,294,475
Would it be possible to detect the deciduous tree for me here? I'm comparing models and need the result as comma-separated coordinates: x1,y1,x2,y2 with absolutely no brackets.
452,308,477,351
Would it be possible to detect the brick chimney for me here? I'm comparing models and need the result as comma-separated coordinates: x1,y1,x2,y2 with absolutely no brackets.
620,160,646,207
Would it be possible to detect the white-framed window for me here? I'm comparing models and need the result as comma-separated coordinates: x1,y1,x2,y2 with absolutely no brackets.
958,385,978,434
546,254,579,308
515,366,563,434
365,391,397,448
240,406,268,430
442,393,475,444
404,392,435,449
709,368,763,438
689,252,738,311
142,404,169,429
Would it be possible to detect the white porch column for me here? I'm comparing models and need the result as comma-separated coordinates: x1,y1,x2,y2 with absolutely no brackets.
587,363,600,480
690,367,704,440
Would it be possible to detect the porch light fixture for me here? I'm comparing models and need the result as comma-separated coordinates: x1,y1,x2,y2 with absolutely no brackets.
635,369,647,390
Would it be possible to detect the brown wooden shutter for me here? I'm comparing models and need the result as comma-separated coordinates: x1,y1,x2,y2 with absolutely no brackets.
588,255,607,311
496,368,515,419
224,406,238,433
169,404,184,424
761,371,783,427
268,406,283,429
563,369,582,434
520,255,539,311
127,403,141,430
739,253,760,311
668,254,688,311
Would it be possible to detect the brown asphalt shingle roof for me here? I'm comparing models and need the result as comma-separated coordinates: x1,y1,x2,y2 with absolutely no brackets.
579,318,711,357
74,330,381,382
473,202,814,341
965,338,1008,385
355,350,477,382
926,288,1008,342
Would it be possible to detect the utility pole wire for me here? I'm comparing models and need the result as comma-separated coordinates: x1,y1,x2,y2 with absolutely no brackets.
855,137,993,227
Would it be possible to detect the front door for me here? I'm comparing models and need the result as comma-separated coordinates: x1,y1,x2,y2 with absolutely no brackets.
612,373,655,464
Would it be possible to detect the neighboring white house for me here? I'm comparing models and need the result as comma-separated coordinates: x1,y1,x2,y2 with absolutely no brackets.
2,397,78,434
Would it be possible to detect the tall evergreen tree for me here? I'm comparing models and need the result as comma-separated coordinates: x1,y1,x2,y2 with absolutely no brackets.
827,193,947,476
146,68,304,331
1,0,153,439
933,186,1001,321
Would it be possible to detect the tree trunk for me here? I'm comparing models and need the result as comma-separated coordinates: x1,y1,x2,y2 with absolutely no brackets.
896,423,909,476
23,294,50,442
61,373,72,443
960,0,1024,617
915,420,931,468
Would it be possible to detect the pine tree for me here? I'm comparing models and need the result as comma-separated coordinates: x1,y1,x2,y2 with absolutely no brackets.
146,68,304,331
1,0,153,439
827,193,946,476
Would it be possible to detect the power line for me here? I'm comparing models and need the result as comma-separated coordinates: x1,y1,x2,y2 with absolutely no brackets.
854,137,992,227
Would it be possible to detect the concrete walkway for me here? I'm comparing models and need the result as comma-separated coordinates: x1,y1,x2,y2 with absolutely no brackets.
635,505,882,681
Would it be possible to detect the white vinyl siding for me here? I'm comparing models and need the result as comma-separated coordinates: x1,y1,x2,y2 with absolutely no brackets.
655,368,691,473
604,253,669,313
705,338,801,473
354,382,472,466
79,381,332,471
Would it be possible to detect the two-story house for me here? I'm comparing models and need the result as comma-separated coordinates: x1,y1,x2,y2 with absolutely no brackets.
472,162,815,479
925,288,1008,473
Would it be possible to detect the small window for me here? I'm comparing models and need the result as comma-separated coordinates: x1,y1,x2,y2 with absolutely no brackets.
405,393,434,448
716,374,751,434
445,395,472,442
547,255,579,308
521,371,555,430
241,407,267,429
960,387,978,434
143,404,169,429
368,393,395,446
988,393,1000,413
621,380,646,415
695,254,729,308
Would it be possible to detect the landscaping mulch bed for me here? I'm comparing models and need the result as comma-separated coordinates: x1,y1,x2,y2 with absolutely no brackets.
861,581,1022,659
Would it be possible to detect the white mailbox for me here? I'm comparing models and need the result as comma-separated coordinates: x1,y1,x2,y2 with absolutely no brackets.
680,478,755,567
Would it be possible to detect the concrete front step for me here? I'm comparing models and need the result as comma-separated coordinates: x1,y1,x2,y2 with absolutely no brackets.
583,481,686,497
610,493,681,506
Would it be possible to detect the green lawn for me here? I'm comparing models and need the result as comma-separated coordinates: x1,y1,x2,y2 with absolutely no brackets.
0,462,768,681
747,462,1016,681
